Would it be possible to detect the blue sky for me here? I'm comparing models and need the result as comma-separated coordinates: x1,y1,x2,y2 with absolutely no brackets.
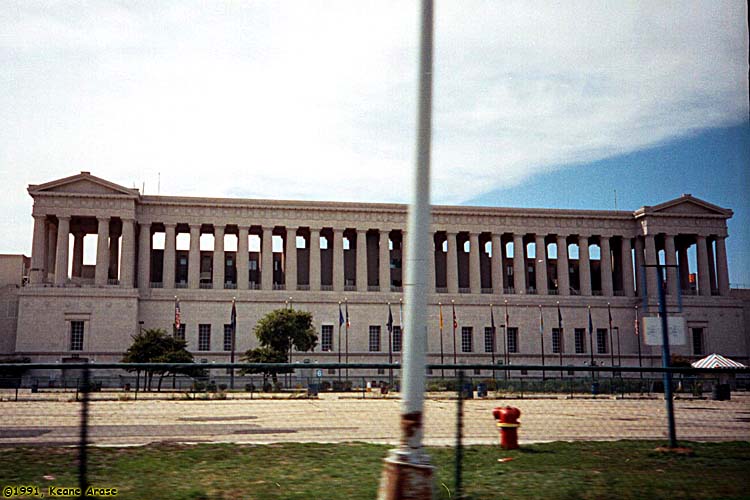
1,1,747,284
469,122,750,286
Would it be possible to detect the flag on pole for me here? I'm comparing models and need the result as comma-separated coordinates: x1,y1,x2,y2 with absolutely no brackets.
490,305,496,350
608,303,613,326
339,302,344,327
399,299,404,335
557,303,563,329
439,302,444,329
539,305,544,335
230,299,237,332
452,302,458,329
387,303,394,334
345,301,350,328
634,307,640,336
504,303,510,328
174,296,181,330
588,306,593,336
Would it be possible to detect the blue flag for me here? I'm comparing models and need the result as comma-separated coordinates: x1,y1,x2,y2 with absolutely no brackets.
588,306,593,336
339,302,344,327
230,300,237,332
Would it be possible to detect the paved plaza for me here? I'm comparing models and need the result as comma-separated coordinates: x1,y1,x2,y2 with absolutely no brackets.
1,391,748,447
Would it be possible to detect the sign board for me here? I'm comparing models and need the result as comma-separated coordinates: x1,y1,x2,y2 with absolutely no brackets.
643,316,686,346
315,369,323,378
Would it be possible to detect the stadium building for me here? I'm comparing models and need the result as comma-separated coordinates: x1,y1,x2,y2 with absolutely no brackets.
1,172,748,379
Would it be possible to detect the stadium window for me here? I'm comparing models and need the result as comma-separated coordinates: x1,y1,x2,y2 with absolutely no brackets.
484,327,495,353
692,328,704,355
321,325,333,352
70,321,84,351
551,328,561,354
574,328,586,354
198,324,211,351
369,325,381,352
596,328,608,354
507,327,518,353
461,327,473,353
377,367,385,375
393,326,402,352
223,324,233,351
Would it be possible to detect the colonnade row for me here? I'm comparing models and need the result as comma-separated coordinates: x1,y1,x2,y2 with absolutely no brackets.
29,215,731,298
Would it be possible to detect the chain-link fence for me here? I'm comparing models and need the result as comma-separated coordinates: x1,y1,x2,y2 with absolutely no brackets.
1,362,748,497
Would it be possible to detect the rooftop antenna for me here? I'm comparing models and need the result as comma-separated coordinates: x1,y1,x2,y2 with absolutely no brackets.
158,172,161,195
614,189,618,210
142,181,145,195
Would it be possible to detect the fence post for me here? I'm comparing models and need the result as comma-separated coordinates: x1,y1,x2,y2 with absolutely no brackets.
455,370,464,500
78,361,90,499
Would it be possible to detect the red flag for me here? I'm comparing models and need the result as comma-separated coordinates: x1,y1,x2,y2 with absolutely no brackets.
174,297,181,330
452,303,458,329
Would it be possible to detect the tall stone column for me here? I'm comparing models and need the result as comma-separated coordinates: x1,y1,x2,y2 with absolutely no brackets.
310,229,321,291
428,233,436,292
578,235,591,295
356,229,368,291
237,227,249,290
54,216,71,286
30,215,47,284
556,235,570,296
46,221,57,281
261,226,273,290
446,231,458,294
535,234,548,295
213,225,225,290
163,224,176,288
333,228,344,291
600,236,613,296
634,237,645,297
513,233,526,294
120,218,135,287
644,234,658,299
621,237,634,297
108,231,120,281
696,235,711,297
379,229,390,291
188,225,201,289
715,236,730,296
664,234,678,297
71,231,84,278
95,217,110,286
491,234,503,293
287,228,298,291
138,223,151,290
469,232,481,294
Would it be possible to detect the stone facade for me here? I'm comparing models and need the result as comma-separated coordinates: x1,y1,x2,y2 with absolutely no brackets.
6,172,748,374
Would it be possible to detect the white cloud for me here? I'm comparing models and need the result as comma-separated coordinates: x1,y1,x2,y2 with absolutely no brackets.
0,0,747,254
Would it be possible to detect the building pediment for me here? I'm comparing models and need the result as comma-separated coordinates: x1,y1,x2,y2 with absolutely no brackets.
635,195,732,218
28,172,139,198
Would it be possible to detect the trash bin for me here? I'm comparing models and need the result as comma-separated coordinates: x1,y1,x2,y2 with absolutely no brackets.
462,382,474,399
591,381,600,395
308,384,319,397
31,380,39,393
477,382,488,398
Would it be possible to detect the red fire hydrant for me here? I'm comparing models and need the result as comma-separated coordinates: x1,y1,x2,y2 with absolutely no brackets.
492,406,521,450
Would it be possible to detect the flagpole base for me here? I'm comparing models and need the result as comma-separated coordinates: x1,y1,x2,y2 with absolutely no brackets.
377,449,434,500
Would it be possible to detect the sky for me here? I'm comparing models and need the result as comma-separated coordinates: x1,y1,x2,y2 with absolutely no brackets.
1,1,748,283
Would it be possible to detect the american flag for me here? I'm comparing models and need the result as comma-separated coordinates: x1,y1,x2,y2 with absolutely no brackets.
174,297,181,330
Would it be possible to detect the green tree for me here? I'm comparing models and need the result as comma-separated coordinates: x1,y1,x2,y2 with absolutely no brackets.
241,309,317,387
122,328,204,391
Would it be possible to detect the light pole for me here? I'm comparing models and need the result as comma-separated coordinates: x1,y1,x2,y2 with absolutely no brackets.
378,1,435,497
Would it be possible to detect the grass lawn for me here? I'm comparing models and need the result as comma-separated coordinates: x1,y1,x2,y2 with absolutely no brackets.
2,441,749,499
